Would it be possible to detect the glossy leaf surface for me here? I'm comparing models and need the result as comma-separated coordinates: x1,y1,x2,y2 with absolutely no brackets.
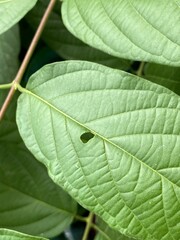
62,0,180,66
16,61,180,240
0,0,37,34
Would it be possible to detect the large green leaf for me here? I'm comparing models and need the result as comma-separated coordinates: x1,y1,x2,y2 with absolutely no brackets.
16,61,180,240
0,117,77,238
0,0,37,34
61,0,180,66
95,218,133,240
25,0,130,70
0,30,76,235
0,24,20,137
0,229,47,240
143,63,180,95
0,24,19,85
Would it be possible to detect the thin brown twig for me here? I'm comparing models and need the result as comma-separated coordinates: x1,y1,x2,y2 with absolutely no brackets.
0,0,56,121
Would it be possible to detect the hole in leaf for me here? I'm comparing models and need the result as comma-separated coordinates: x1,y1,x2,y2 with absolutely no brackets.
80,132,95,143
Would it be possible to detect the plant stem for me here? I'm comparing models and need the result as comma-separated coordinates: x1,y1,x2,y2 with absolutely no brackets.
0,0,56,121
75,215,87,222
82,212,94,240
0,83,13,89
75,214,111,240
91,223,111,240
136,61,145,77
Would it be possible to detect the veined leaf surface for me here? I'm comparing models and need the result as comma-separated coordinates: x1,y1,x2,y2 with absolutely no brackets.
0,0,37,34
25,0,130,70
95,217,133,240
0,24,20,139
0,229,47,240
61,0,180,66
0,24,19,85
16,61,180,240
0,138,77,237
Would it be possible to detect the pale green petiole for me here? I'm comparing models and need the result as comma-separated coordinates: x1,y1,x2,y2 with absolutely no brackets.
0,82,13,89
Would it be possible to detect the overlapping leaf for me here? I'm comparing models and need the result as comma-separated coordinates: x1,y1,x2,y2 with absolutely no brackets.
0,0,37,34
16,61,180,239
0,27,77,236
0,24,20,139
25,0,130,70
62,0,180,66
95,217,133,240
0,24,19,85
0,229,47,240
0,129,77,237
144,63,180,95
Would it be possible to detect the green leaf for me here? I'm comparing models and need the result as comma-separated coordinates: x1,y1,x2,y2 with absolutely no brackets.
0,129,77,237
0,228,47,240
0,24,20,84
25,0,130,70
95,218,134,240
22,46,60,84
16,61,180,240
144,63,180,95
0,0,37,34
61,0,180,66
0,24,20,140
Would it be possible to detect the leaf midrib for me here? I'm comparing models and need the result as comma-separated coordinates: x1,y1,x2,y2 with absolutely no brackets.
19,86,179,190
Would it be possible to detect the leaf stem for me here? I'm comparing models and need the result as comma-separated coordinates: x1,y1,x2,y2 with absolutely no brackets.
75,214,111,240
75,215,87,222
0,0,56,121
0,83,13,89
91,223,111,240
82,212,94,240
75,213,111,240
136,61,145,77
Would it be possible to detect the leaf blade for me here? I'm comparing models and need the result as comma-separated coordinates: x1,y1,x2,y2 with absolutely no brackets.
25,0,131,70
0,126,77,237
0,0,37,34
95,217,134,240
0,229,47,240
61,0,180,66
16,61,180,239
143,63,180,95
0,24,20,138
